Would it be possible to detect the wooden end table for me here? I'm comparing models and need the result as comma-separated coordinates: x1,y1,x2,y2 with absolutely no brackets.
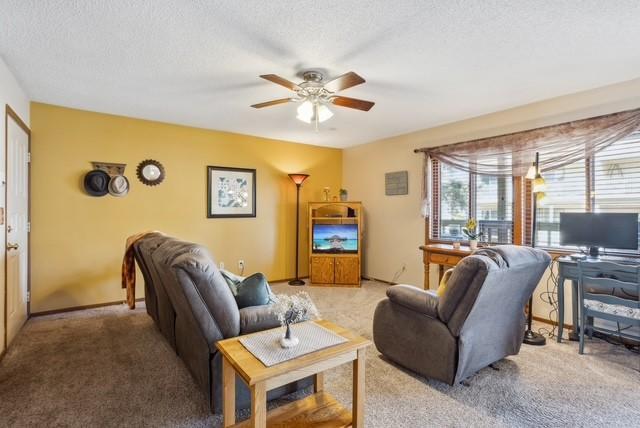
419,244,473,289
216,319,371,428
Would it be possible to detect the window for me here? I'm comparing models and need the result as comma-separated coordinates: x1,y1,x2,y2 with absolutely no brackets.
439,163,469,240
430,132,639,253
434,162,514,243
534,133,640,252
476,174,514,243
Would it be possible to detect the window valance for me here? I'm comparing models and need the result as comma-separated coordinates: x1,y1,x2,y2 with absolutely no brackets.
415,108,640,177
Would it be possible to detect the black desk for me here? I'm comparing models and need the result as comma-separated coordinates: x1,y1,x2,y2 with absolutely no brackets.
556,255,640,342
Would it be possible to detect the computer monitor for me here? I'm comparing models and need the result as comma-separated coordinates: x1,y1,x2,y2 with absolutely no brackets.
559,212,639,258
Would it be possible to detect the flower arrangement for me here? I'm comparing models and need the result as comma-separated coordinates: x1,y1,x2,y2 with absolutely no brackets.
462,218,483,241
271,292,320,348
339,188,348,201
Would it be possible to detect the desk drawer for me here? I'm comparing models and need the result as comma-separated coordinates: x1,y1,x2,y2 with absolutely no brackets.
430,253,462,266
560,264,638,282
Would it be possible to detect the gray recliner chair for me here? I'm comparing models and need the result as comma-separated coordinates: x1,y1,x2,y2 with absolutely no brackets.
373,245,551,385
134,235,312,413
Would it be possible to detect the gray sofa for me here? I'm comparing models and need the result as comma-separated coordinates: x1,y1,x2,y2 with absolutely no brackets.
132,234,312,413
373,245,550,385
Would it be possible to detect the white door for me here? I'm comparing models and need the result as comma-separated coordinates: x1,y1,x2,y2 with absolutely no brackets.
6,115,29,346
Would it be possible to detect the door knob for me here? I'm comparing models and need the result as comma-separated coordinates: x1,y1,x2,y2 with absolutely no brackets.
7,242,19,251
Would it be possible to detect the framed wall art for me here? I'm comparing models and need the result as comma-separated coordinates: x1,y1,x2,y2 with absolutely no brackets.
207,166,256,218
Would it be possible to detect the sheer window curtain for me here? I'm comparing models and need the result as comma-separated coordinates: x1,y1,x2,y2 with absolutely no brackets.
416,108,640,217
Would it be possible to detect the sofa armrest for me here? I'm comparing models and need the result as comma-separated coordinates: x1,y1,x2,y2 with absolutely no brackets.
239,305,281,334
386,285,440,319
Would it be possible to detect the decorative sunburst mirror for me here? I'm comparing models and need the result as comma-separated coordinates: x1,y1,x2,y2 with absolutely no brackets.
136,159,165,186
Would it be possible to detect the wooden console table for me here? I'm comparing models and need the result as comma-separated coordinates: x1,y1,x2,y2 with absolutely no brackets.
419,244,473,290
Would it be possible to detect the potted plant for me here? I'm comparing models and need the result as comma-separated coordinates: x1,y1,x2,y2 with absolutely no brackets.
339,188,348,201
271,292,319,348
462,218,483,251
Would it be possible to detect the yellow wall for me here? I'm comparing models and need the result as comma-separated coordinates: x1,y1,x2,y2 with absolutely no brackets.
30,103,341,313
343,77,640,322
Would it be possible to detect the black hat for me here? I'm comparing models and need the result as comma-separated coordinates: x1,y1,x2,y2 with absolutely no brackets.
84,170,110,196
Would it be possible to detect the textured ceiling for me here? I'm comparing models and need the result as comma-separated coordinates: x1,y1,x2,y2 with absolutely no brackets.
2,1,640,148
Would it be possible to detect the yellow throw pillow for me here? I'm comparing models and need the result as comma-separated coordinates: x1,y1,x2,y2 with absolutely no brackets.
436,268,455,297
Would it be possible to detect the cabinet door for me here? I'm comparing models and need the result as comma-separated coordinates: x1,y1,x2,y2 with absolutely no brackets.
311,257,335,284
335,257,360,285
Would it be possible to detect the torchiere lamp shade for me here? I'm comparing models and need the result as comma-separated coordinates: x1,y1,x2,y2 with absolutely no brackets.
288,173,309,185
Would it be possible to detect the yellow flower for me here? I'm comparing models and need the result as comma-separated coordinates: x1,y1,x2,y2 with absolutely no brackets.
466,218,477,230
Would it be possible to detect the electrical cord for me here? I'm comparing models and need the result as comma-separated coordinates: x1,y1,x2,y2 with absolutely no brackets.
537,254,561,339
391,264,406,284
593,325,640,356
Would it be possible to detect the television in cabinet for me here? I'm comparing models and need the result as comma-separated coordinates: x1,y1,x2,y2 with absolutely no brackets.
308,201,363,287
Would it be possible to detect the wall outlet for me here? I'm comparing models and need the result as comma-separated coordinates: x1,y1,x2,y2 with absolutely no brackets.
219,261,225,270
238,260,245,271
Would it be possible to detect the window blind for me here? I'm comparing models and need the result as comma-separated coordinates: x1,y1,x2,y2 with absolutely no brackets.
535,160,586,247
593,134,640,253
535,131,640,252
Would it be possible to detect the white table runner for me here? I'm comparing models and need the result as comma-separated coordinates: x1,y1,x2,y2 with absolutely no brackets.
239,321,348,367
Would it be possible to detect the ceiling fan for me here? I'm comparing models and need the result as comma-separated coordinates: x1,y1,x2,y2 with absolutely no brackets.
251,71,375,129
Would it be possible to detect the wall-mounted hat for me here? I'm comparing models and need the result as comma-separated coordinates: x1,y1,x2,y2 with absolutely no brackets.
83,170,110,197
108,175,130,197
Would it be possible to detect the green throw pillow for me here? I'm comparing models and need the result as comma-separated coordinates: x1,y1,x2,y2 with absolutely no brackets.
220,271,272,309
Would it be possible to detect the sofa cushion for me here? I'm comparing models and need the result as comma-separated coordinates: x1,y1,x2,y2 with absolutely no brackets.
584,299,640,320
221,271,272,309
436,268,455,297
239,305,282,334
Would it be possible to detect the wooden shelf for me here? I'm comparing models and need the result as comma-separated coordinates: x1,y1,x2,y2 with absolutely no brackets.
311,217,358,220
231,391,352,427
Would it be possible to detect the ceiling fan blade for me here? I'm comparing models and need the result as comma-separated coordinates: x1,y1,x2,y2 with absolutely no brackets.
259,74,301,91
330,96,375,111
250,98,293,108
323,72,365,93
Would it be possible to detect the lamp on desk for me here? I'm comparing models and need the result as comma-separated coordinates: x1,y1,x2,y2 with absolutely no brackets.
524,152,547,346
288,173,310,286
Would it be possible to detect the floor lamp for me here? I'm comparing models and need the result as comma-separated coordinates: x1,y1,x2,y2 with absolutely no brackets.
524,152,547,346
288,173,309,286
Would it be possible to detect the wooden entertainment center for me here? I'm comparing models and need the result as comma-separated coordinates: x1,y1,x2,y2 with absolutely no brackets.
308,201,363,287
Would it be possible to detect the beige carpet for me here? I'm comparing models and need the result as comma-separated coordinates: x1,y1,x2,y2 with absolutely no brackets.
1,280,639,427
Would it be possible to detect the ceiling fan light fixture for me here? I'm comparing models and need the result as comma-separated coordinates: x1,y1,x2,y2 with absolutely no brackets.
317,104,333,123
296,100,333,124
296,100,314,123
254,71,373,126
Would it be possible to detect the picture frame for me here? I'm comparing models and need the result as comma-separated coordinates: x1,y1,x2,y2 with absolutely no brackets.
207,166,256,218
